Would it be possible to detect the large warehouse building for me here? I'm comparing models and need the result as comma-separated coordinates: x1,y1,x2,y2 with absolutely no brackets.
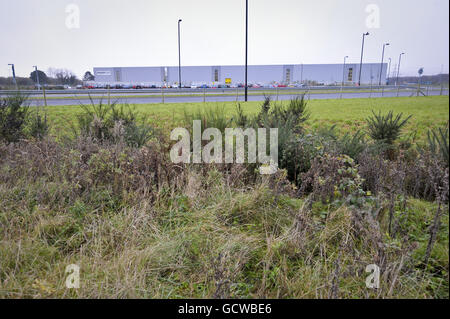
93,63,387,87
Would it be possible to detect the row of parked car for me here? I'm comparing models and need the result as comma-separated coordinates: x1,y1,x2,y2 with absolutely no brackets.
79,82,308,89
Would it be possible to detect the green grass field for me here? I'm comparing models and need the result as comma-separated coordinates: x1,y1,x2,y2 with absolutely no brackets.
45,96,449,139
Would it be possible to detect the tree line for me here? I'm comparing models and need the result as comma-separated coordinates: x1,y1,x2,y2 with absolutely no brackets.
0,69,95,89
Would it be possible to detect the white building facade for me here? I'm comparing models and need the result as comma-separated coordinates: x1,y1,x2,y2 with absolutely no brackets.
93,63,387,86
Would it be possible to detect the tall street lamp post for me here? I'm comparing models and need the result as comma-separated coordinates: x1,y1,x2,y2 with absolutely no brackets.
379,43,390,85
178,19,182,89
396,52,405,96
244,0,248,102
8,63,18,90
396,52,405,86
358,32,369,86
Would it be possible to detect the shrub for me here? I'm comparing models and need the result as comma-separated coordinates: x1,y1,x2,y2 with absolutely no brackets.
366,110,411,145
183,104,232,134
72,97,155,147
233,103,250,128
422,124,449,167
124,122,155,148
338,130,367,160
27,108,49,140
299,153,366,206
255,95,310,184
278,124,366,186
0,93,30,143
255,95,309,134
181,96,310,187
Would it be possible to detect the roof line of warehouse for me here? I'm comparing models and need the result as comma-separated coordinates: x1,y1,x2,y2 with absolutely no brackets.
94,63,385,68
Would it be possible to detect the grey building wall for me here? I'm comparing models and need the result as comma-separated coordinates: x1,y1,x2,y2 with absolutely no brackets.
93,63,387,85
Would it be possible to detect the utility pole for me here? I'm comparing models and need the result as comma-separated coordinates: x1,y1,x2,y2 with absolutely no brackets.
8,64,18,90
33,66,40,90
178,19,182,89
244,0,248,102
358,32,369,86
340,56,348,99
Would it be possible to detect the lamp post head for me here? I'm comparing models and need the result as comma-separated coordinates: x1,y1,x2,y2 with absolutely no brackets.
364,32,369,36
386,43,390,46
178,19,182,23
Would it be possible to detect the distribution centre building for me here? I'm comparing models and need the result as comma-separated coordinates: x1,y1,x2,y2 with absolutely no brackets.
93,63,387,86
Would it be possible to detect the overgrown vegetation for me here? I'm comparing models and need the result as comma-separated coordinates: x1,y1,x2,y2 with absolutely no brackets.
71,96,156,148
422,124,449,166
0,93,448,298
0,93,48,142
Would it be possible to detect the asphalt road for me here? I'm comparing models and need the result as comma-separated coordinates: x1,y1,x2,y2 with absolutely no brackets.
27,89,449,106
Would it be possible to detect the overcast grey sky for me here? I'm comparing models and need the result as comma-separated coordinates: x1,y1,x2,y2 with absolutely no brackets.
1,0,448,78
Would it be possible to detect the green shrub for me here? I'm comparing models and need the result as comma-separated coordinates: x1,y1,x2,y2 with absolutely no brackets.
183,104,233,134
424,124,449,166
366,110,411,145
255,95,309,134
233,103,250,127
124,122,155,148
28,109,49,140
0,93,30,142
338,130,366,160
72,97,155,147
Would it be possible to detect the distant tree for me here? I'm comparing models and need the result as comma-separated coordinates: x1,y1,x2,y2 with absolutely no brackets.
16,77,34,86
83,71,95,81
53,69,80,85
30,70,48,84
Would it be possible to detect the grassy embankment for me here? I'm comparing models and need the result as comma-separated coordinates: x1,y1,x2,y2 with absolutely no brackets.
0,95,448,298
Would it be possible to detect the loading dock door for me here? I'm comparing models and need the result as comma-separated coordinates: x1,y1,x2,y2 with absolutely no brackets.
114,69,122,82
